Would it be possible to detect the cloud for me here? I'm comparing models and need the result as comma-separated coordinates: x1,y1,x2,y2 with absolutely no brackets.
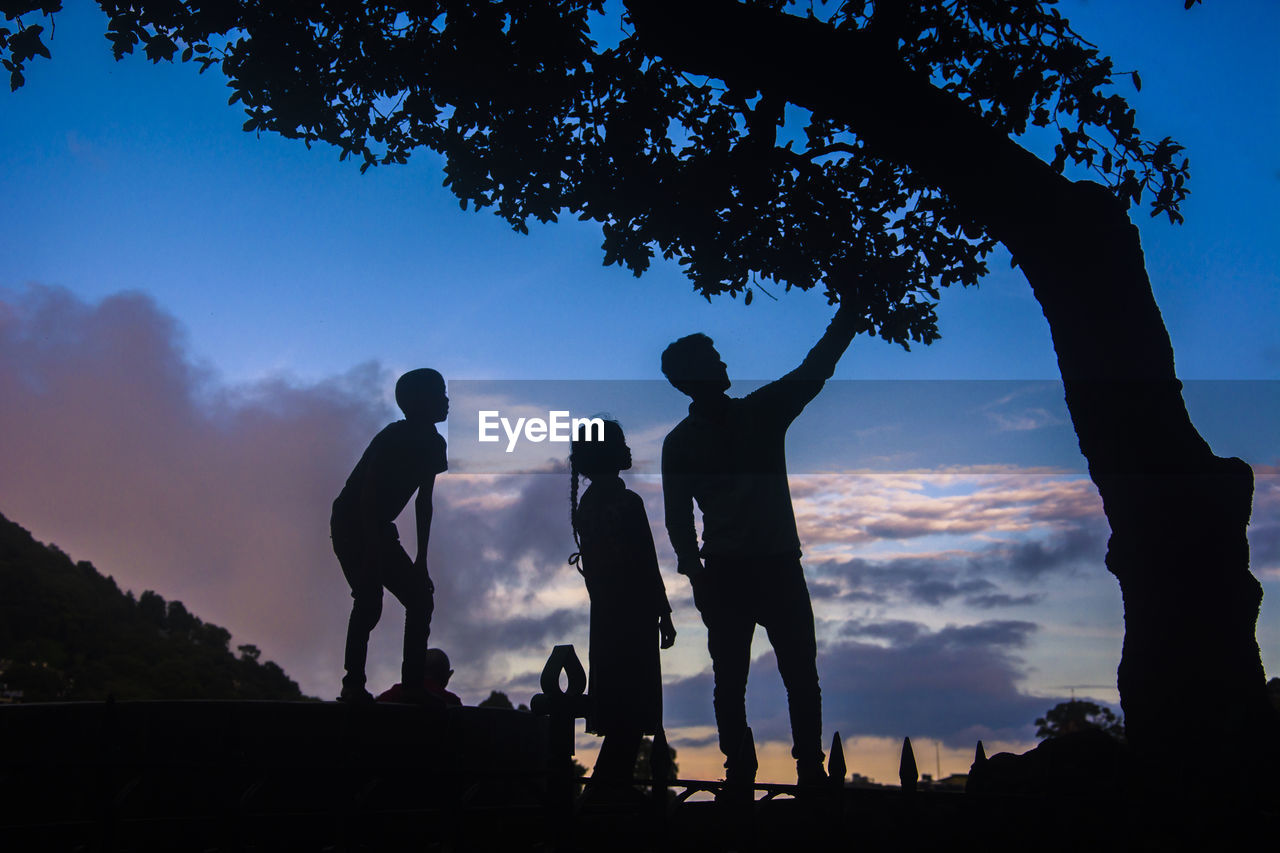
841,619,925,645
809,518,1104,609
818,557,994,606
668,730,720,750
0,285,596,700
0,284,1130,722
985,406,1065,433
664,618,1055,749
1248,465,1280,572
0,284,398,697
807,579,844,600
965,592,1043,609
978,386,1066,433
662,670,717,733
815,626,1055,747
965,525,1106,580
792,468,1104,551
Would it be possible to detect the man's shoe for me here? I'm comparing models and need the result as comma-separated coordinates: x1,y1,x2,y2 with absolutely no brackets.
716,762,757,806
796,758,828,788
714,781,754,806
714,726,758,805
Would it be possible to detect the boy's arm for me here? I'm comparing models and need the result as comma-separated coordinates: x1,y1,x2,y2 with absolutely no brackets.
414,476,435,590
649,499,677,649
631,492,673,616
752,301,858,424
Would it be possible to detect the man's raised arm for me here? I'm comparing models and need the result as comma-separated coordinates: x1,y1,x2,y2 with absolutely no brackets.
754,302,858,423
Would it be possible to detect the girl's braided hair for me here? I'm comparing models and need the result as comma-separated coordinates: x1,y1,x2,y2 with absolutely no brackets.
567,417,620,573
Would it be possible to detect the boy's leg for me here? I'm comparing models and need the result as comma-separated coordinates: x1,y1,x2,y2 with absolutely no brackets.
383,544,434,689
334,535,384,696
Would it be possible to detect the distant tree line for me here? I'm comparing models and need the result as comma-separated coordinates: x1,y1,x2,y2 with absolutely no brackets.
0,511,307,702
1036,700,1126,742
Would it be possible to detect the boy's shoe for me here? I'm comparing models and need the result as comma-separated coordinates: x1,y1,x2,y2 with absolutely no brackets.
337,685,375,705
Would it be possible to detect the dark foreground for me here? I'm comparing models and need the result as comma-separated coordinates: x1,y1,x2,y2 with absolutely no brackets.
0,701,1274,851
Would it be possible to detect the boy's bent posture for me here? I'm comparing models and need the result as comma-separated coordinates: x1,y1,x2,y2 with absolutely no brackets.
331,368,448,704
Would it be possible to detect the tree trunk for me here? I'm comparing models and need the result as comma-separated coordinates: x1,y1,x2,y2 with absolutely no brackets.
1005,183,1273,793
629,0,1278,788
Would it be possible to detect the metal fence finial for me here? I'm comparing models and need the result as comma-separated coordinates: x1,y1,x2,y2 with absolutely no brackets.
828,732,846,788
899,736,918,793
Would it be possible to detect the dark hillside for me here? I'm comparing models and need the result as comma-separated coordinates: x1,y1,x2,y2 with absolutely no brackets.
0,511,307,701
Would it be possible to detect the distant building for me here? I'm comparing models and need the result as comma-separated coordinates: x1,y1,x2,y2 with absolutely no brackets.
928,773,969,792
845,772,888,789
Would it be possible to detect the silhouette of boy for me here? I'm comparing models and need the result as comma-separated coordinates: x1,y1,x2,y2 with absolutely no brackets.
377,647,463,707
661,304,855,786
331,368,448,704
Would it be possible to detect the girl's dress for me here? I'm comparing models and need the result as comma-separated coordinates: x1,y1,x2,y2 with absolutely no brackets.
575,475,671,735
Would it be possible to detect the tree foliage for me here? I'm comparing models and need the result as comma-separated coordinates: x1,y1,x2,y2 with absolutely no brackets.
5,0,1192,349
1035,699,1126,741
478,689,529,712
634,734,677,782
0,511,308,702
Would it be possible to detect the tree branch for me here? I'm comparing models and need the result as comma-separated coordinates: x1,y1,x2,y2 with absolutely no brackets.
626,0,1070,237
626,0,1181,388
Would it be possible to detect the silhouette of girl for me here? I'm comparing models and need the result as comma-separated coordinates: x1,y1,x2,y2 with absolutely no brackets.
569,419,676,792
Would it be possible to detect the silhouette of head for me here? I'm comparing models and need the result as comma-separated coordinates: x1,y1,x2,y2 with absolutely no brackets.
568,419,631,563
396,368,448,423
570,419,631,479
661,334,730,400
424,648,453,686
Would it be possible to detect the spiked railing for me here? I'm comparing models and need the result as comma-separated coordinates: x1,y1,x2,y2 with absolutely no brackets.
900,736,918,793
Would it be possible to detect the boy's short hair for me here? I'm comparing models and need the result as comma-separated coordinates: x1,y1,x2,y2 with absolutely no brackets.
395,368,444,416
661,333,715,396
424,648,452,684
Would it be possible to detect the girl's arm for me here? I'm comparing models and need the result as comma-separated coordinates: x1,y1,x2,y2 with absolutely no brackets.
631,491,676,648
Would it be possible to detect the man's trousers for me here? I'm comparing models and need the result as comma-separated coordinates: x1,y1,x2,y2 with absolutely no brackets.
693,554,823,772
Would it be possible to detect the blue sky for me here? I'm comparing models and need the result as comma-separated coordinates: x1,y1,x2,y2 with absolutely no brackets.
4,1,1276,387
1,0,1278,782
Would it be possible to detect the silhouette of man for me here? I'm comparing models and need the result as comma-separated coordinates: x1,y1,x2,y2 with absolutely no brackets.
661,304,855,786
331,368,448,704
